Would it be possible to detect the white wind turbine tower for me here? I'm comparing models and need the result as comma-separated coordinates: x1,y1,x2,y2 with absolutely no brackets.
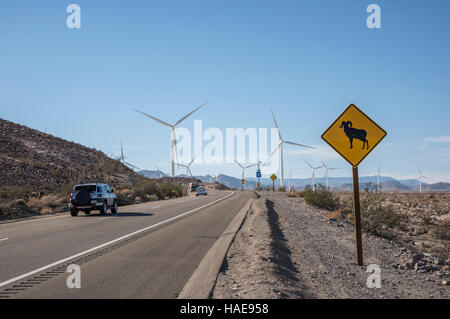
304,160,323,191
376,164,382,193
417,166,427,193
321,159,338,190
177,155,198,177
119,140,141,171
266,109,314,188
288,170,292,192
154,163,166,178
235,160,257,190
132,102,207,177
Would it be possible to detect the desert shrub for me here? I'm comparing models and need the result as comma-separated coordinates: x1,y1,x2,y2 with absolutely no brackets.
429,223,450,240
286,191,304,198
215,183,230,190
116,192,134,206
0,187,28,200
31,160,45,169
170,189,180,198
50,169,62,177
131,176,185,201
360,192,408,238
303,185,340,211
26,195,64,214
277,186,286,192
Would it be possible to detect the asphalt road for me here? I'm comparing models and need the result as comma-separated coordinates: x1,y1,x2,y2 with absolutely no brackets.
0,190,256,298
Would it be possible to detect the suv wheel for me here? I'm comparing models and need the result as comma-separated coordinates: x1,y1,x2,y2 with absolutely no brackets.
100,202,107,215
111,201,118,214
70,208,78,217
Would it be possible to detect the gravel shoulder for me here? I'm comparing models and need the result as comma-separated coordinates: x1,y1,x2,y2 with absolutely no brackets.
212,193,449,299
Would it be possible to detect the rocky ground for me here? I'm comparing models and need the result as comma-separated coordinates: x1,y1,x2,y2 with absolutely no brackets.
336,192,449,258
213,192,449,299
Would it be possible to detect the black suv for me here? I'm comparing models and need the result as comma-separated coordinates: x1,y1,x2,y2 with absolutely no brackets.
69,183,118,216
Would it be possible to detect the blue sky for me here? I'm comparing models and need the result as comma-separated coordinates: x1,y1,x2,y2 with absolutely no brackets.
0,0,449,182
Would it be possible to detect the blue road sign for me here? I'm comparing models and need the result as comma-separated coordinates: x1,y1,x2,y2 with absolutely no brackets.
256,169,261,178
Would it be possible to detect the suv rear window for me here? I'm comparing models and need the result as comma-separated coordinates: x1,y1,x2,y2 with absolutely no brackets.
74,185,97,194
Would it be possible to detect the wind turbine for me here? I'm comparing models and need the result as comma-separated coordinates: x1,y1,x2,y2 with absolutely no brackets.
265,109,314,188
177,155,198,177
154,163,166,178
304,160,323,191
235,160,257,190
375,164,382,193
119,140,141,171
417,166,427,193
320,159,338,190
132,101,207,177
288,170,292,192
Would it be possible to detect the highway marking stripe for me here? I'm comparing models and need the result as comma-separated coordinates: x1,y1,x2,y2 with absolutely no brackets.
0,238,8,242
0,192,235,289
152,206,161,209
0,214,68,227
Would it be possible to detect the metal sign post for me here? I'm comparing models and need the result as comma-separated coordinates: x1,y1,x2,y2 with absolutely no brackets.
256,165,262,191
321,104,387,266
270,174,277,192
352,166,363,266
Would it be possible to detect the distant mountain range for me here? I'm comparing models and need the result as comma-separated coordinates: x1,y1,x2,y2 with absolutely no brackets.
138,170,450,191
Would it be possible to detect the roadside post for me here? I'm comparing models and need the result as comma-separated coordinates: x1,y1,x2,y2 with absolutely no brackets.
321,104,387,266
241,179,245,191
256,167,262,191
270,174,277,192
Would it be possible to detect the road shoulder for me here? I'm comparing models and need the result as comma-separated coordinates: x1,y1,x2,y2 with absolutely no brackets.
178,197,254,299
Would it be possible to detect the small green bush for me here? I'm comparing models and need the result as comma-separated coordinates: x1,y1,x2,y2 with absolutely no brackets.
303,184,340,211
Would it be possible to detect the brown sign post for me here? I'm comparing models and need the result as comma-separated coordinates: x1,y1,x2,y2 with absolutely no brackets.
270,174,277,192
321,104,387,266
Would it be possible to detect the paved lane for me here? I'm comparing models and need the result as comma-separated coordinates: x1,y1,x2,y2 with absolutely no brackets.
0,191,256,298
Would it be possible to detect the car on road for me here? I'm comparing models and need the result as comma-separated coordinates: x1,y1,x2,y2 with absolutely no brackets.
196,187,207,196
69,183,118,216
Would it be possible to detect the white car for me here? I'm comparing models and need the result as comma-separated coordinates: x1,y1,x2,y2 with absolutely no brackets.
196,187,207,196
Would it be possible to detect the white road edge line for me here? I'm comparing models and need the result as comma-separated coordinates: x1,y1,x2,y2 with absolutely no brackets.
0,238,8,242
0,192,235,289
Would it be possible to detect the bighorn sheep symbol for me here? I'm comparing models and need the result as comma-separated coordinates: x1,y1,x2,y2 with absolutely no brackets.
340,121,369,150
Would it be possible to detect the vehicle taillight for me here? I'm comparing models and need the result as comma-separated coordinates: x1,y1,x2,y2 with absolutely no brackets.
68,194,72,199
98,193,102,198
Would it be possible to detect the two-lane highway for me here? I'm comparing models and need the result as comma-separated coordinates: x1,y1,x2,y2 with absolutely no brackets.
0,190,256,298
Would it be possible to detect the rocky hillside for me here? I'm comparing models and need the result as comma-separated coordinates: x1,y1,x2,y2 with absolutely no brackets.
0,118,137,194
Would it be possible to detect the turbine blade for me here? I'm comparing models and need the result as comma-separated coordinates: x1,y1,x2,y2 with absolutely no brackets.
284,140,315,149
120,140,124,161
245,163,257,169
234,160,245,169
124,162,140,170
264,143,281,165
269,108,282,140
132,108,172,127
320,159,327,169
174,101,208,127
303,159,313,169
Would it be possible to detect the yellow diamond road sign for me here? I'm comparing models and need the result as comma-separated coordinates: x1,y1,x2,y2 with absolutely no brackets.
321,104,387,167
